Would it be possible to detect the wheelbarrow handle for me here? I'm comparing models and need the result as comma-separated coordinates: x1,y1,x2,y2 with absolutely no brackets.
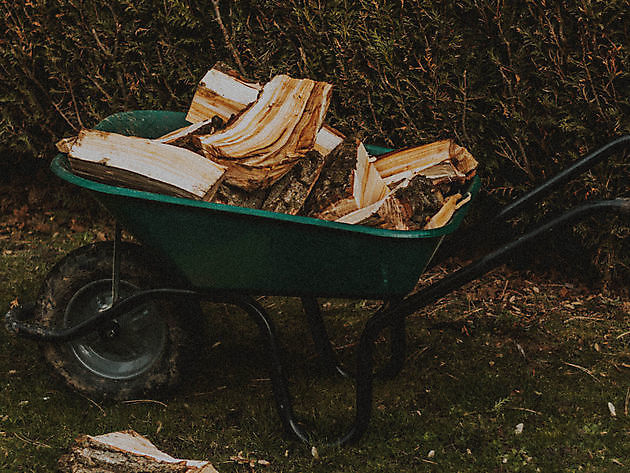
324,197,630,446
493,135,630,224
4,303,37,336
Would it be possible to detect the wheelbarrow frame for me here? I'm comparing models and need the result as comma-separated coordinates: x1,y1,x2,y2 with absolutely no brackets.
5,110,629,446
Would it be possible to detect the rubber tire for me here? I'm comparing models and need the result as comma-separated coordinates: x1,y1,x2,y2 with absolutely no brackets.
37,241,204,400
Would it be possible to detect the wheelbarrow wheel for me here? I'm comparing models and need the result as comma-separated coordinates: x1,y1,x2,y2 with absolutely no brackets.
36,241,204,400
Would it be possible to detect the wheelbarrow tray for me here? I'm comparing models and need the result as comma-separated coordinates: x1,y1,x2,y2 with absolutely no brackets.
52,110,480,298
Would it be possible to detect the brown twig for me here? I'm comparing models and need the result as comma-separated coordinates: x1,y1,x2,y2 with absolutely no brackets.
66,75,84,129
122,399,168,408
211,0,246,76
507,407,542,415
79,393,106,416
13,432,52,449
563,361,602,384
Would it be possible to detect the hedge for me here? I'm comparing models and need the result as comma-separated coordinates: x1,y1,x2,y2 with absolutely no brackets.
1,0,628,286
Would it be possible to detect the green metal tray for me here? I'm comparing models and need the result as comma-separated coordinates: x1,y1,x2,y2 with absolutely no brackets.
51,111,480,298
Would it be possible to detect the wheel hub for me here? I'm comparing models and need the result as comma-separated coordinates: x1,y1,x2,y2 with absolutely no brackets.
64,279,168,380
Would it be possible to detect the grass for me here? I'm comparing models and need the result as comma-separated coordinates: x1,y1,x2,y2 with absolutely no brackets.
0,192,629,472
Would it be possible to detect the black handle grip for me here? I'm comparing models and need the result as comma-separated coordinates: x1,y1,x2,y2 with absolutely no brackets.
4,303,36,336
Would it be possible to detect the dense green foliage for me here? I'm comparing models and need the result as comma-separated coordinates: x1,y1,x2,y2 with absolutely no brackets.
1,0,628,284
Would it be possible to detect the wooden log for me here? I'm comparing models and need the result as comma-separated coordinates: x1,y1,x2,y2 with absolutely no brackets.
424,193,462,229
304,139,389,220
57,430,219,473
373,139,478,186
155,117,225,152
302,137,360,216
336,194,407,229
185,62,261,124
186,64,344,157
57,130,226,201
212,181,268,208
336,175,444,230
354,142,389,207
196,75,332,190
261,150,326,214
314,197,359,221
212,150,325,214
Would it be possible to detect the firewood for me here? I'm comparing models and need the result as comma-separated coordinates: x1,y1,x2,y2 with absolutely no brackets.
373,139,478,186
336,193,407,229
212,181,268,208
303,138,360,216
314,197,359,221
156,116,225,152
424,193,462,229
185,62,261,124
186,64,344,157
337,175,444,230
57,130,226,201
313,124,345,157
304,139,389,220
261,150,326,214
196,75,332,190
57,430,219,473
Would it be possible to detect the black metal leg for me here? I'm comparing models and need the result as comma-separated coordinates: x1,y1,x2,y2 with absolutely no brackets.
332,304,408,446
233,296,310,443
378,308,406,379
301,297,351,379
301,297,407,380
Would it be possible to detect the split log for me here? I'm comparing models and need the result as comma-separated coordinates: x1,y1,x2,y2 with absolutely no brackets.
212,181,268,208
57,430,219,473
156,117,225,152
304,140,389,220
373,139,478,186
212,150,326,214
261,150,326,214
196,74,332,190
57,130,226,201
186,64,344,157
314,197,359,221
336,194,407,229
424,193,462,230
302,137,359,216
337,175,444,230
185,62,261,124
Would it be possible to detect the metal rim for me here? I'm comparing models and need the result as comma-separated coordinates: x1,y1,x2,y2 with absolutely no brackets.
64,279,168,380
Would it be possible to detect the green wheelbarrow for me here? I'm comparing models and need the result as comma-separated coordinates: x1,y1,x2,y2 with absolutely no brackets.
5,111,629,446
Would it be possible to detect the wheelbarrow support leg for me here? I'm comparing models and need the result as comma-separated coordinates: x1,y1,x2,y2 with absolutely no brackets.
301,297,405,380
234,296,310,443
301,297,351,378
